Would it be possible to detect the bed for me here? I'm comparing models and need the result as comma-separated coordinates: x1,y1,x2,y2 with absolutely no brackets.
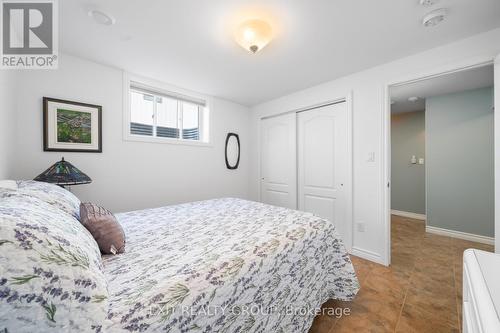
0,182,359,332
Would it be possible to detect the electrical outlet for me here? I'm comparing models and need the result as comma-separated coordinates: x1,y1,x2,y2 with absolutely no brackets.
357,222,366,232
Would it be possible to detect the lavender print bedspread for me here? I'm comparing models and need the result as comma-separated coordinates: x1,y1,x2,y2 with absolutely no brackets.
104,198,359,332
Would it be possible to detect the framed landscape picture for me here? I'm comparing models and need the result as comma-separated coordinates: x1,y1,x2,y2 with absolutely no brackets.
43,97,102,152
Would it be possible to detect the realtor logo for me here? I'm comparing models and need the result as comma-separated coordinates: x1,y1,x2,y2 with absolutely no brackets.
1,0,58,69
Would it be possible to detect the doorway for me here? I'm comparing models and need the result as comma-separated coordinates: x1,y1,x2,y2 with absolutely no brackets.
386,63,496,265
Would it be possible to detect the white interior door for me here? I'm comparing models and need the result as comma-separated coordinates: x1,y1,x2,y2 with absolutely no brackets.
260,113,297,209
297,102,348,239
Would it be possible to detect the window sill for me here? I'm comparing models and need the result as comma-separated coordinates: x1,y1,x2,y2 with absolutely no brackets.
123,134,213,147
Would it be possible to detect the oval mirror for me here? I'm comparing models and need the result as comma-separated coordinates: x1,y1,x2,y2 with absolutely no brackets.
225,133,240,169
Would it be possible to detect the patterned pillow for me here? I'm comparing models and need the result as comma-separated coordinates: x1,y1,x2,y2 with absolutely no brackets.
17,180,81,219
0,191,110,332
80,203,126,255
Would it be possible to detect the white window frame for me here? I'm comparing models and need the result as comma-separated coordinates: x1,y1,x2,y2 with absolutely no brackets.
123,72,212,147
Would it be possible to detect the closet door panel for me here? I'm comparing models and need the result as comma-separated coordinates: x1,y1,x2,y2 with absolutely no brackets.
298,102,348,238
260,113,297,209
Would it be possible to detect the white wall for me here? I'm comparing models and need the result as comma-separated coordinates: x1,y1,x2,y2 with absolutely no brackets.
12,54,251,212
0,70,16,180
426,87,494,237
0,71,16,179
250,28,500,263
391,111,426,215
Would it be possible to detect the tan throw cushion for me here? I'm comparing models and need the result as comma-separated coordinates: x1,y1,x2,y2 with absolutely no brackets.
80,202,125,255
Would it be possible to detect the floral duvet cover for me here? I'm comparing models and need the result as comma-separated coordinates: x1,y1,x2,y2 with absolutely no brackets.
104,198,359,332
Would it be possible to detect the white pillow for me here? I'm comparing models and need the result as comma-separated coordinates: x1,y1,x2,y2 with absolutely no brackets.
17,180,81,219
0,180,18,190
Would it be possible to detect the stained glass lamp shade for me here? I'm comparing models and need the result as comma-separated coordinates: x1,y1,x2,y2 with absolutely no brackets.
34,158,92,186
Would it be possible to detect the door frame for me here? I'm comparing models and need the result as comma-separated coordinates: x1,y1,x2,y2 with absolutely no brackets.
382,57,496,265
259,92,353,252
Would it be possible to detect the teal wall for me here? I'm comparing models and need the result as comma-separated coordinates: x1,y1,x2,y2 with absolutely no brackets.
391,111,426,214
426,87,494,237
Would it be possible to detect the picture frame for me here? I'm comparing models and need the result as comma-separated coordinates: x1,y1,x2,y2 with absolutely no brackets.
43,97,102,153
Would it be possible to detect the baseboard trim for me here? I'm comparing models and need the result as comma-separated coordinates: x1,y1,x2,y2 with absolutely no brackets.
391,210,426,220
426,226,494,245
351,247,386,266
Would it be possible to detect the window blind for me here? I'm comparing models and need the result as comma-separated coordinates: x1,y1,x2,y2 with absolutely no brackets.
130,81,207,107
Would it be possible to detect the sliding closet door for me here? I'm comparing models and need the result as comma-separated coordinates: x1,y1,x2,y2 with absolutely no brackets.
297,102,348,238
260,113,297,209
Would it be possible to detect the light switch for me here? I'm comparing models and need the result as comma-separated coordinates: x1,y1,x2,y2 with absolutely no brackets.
367,152,375,163
410,155,417,164
418,158,425,165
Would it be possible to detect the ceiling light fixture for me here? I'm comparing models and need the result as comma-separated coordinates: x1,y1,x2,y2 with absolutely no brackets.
420,0,439,7
408,97,419,102
234,19,272,54
88,9,116,26
422,8,448,27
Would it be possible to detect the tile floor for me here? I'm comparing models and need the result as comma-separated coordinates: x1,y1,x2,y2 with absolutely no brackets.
309,215,494,333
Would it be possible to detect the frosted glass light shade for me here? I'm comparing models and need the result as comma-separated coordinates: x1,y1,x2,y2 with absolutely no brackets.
234,19,272,54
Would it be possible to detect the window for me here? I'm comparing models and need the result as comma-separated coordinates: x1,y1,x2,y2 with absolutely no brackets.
126,79,209,144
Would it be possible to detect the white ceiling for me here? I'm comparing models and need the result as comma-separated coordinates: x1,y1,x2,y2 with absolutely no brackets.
60,0,500,106
390,65,494,114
